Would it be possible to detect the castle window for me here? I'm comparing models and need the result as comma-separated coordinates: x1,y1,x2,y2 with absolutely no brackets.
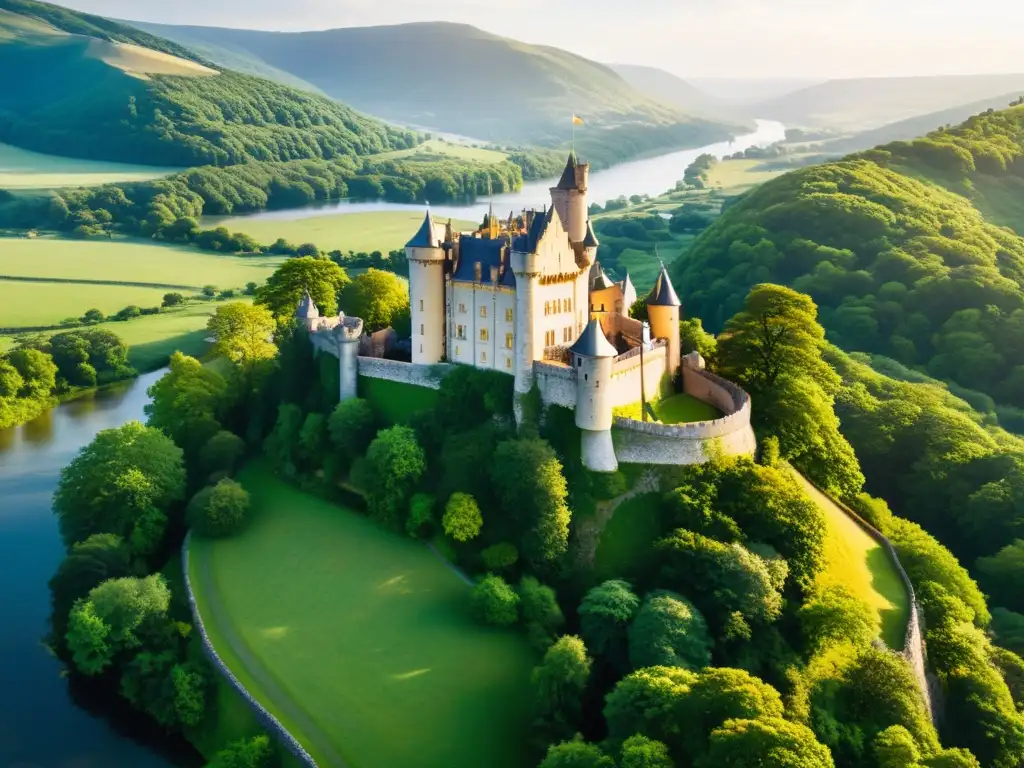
419,299,424,312
480,329,489,342
419,344,423,354
456,346,461,356
566,298,572,313
456,324,466,340
505,358,512,370
505,333,513,349
420,323,424,335
505,308,513,323
481,351,487,363
458,303,467,314
480,305,487,319
545,330,555,347
544,301,550,316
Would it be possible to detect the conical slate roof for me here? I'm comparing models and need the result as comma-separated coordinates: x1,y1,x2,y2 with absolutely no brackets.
406,209,438,248
622,271,635,296
296,289,320,319
648,264,681,307
555,151,579,190
570,318,618,359
582,219,600,248
592,269,615,291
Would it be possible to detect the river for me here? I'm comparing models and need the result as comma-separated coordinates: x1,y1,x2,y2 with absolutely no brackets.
219,119,786,226
0,121,785,767
0,370,200,768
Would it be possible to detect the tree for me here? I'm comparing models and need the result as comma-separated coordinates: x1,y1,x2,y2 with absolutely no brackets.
872,725,920,768
604,665,697,749
406,493,435,538
53,421,185,551
199,430,246,479
298,412,328,468
580,580,640,669
490,437,571,569
629,591,713,671
145,352,227,459
338,268,410,332
162,292,185,307
6,347,58,396
977,540,1024,613
482,542,519,571
620,735,675,768
532,635,591,734
443,492,483,542
679,318,717,364
798,585,879,652
471,574,519,626
121,653,207,729
207,302,277,375
699,718,835,768
328,398,376,463
255,256,350,323
208,735,274,768
188,479,251,538
362,426,426,528
519,575,565,648
679,668,785,757
49,533,131,646
539,739,616,768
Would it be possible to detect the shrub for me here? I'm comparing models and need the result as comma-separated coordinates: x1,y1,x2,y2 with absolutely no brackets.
199,430,246,478
188,479,251,538
443,492,483,542
628,590,713,671
405,493,435,539
482,542,519,571
471,574,519,626
162,292,185,307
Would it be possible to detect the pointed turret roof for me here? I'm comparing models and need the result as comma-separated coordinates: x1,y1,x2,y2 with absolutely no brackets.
583,219,600,248
570,319,618,359
406,209,438,248
556,151,579,190
592,269,615,291
622,271,635,296
296,289,320,319
648,264,681,307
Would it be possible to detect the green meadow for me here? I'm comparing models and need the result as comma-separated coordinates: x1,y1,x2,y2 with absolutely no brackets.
0,281,173,327
374,138,508,164
188,465,534,768
0,142,177,189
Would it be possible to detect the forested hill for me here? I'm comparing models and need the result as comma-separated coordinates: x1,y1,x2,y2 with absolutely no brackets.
128,19,743,162
673,104,1024,416
0,1,417,167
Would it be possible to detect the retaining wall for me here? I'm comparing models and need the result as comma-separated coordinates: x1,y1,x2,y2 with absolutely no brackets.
181,534,318,768
609,346,669,406
356,357,451,390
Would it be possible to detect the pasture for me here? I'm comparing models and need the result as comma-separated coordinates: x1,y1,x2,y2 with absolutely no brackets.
188,465,534,768
0,143,177,189
0,281,173,328
206,210,477,254
374,138,508,164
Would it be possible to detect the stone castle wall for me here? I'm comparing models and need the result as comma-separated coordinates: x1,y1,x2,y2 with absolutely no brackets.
609,344,669,406
533,361,577,408
356,357,451,390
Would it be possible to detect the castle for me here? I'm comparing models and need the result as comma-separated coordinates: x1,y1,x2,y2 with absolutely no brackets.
299,153,756,471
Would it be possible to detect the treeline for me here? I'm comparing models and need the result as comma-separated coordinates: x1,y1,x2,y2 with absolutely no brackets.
675,105,1024,414
0,155,523,244
0,329,134,428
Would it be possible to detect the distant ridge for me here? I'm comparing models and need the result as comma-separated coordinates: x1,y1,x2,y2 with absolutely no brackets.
608,63,747,123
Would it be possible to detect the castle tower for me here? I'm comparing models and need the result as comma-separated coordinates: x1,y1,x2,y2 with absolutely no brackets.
334,315,364,402
406,210,446,364
510,245,541,408
570,319,619,472
550,152,590,244
647,264,682,377
296,289,320,332
621,271,637,316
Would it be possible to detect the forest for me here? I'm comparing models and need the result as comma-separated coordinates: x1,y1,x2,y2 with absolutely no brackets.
674,104,1024,421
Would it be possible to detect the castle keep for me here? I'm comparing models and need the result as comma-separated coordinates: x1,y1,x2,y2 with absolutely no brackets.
300,153,756,471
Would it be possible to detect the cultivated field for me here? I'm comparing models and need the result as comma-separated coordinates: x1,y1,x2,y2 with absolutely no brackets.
0,143,178,189
188,466,534,768
206,210,477,254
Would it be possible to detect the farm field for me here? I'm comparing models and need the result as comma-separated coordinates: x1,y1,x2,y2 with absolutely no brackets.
705,158,790,191
374,138,508,164
188,465,534,768
205,210,477,254
0,142,178,189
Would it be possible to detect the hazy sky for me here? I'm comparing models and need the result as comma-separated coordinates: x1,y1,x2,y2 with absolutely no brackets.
65,0,1023,79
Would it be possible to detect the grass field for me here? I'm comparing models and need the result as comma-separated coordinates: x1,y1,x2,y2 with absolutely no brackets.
105,302,230,370
358,375,440,425
0,281,174,327
593,492,663,582
795,474,909,649
706,159,790,192
205,210,477,254
374,139,508,164
188,465,534,768
0,142,178,189
614,393,721,424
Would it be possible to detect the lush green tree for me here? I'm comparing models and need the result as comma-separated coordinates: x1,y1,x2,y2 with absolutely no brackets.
532,635,591,734
604,665,697,750
680,668,785,757
925,749,983,767
619,735,675,768
49,533,131,645
977,540,1024,614
65,600,112,675
121,652,207,729
628,591,713,671
6,347,58,395
48,330,131,387
255,256,350,323
993,609,1024,656
208,735,274,768
298,412,329,468
539,739,616,768
406,493,435,539
328,398,376,463
207,302,277,375
338,268,410,332
482,542,519,571
872,725,920,768
519,575,565,649
490,437,571,569
580,580,641,669
798,585,879,652
698,717,835,768
53,421,185,551
187,479,251,538
470,574,519,626
262,403,304,476
363,426,426,528
990,646,1024,710
163,292,185,307
679,318,717,364
442,492,483,542
199,430,246,479
146,352,228,458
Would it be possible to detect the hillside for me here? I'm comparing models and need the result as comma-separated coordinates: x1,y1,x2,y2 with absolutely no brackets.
754,74,1024,131
127,20,743,163
608,64,746,124
673,105,1024,416
0,0,416,167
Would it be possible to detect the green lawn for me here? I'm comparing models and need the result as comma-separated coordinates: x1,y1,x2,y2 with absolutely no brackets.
795,474,909,649
614,393,721,424
0,142,178,189
188,465,535,768
593,492,663,582
373,139,508,164
0,237,286,288
107,301,235,370
205,210,477,254
0,280,174,327
706,158,789,192
359,375,440,425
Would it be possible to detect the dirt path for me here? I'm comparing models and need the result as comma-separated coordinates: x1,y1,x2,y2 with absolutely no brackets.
192,543,350,768
573,471,659,569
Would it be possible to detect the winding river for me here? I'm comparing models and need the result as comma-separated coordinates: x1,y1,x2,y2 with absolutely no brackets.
0,120,784,767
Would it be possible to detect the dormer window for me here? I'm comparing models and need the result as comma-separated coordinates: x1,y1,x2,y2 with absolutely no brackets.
474,262,482,282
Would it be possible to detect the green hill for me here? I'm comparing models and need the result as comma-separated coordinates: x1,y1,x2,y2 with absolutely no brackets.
607,64,746,123
753,74,1024,131
0,0,416,167
673,105,1024,415
127,20,742,163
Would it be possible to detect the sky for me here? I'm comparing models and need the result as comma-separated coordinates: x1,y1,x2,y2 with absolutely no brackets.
65,0,1024,79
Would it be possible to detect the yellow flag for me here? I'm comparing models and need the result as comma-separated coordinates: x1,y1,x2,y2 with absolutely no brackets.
572,113,584,126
